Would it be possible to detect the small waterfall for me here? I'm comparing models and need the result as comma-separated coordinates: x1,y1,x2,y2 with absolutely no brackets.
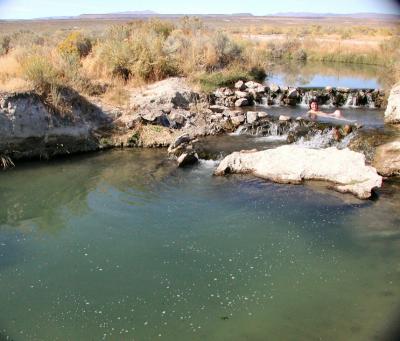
295,129,335,149
343,94,356,108
261,96,269,106
344,94,352,107
295,128,356,149
337,131,356,149
234,120,300,140
300,92,310,107
366,93,375,109
229,126,245,136
275,93,283,106
267,122,279,136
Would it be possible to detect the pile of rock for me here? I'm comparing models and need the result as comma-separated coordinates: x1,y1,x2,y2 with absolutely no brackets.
211,80,268,107
139,108,196,129
208,108,270,128
167,133,199,167
294,87,385,108
210,80,385,108
128,78,206,130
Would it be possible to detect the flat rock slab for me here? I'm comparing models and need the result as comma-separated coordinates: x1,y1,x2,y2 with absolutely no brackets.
373,140,400,176
214,145,382,199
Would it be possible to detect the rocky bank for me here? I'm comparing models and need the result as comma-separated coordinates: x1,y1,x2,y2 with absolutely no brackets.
1,76,400,199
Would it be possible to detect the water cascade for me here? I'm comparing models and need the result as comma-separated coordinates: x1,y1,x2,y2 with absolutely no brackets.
233,116,358,149
212,86,384,108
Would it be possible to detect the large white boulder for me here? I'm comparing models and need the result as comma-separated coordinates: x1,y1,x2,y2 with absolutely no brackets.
214,145,382,199
130,77,198,110
384,82,400,124
373,140,400,176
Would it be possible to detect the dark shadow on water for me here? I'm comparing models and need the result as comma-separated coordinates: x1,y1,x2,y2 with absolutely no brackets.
378,305,400,341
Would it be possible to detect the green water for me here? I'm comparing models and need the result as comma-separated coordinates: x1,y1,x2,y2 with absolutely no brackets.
0,149,399,341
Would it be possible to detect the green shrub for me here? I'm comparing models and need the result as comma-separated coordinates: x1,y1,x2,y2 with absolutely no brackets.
99,28,177,81
194,65,265,92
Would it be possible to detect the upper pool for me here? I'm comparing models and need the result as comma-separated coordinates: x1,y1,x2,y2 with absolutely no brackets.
265,60,388,89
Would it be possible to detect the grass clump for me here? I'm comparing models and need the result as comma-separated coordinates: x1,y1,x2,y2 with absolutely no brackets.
194,66,266,92
93,20,179,82
21,52,59,92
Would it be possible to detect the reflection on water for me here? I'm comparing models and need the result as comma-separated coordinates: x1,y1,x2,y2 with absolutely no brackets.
0,150,175,233
0,149,399,340
265,60,389,89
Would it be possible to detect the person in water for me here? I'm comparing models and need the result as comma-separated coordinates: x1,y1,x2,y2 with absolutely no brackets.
306,99,351,141
306,99,343,120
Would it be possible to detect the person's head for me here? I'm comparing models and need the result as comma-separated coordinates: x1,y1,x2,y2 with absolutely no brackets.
309,99,319,111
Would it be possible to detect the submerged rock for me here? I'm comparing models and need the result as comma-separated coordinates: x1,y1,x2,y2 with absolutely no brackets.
231,115,246,126
168,133,191,151
384,82,400,124
246,111,258,124
279,115,291,121
287,88,299,99
214,145,382,199
177,151,199,167
235,98,249,107
209,105,227,113
168,133,199,167
373,140,400,176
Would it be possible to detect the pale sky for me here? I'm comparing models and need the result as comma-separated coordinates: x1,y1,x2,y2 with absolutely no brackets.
0,0,399,19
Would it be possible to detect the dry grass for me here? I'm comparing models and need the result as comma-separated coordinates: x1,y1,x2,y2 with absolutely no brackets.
102,83,130,107
138,124,180,147
0,17,398,94
0,50,28,91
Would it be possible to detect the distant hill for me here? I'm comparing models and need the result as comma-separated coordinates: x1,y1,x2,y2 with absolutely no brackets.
272,12,400,19
78,10,159,19
34,11,399,21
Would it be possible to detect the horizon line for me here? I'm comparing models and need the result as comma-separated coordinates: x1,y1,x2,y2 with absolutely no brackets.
1,11,400,21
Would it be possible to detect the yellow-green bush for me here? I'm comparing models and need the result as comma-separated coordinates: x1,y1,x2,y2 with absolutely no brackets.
57,31,92,58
